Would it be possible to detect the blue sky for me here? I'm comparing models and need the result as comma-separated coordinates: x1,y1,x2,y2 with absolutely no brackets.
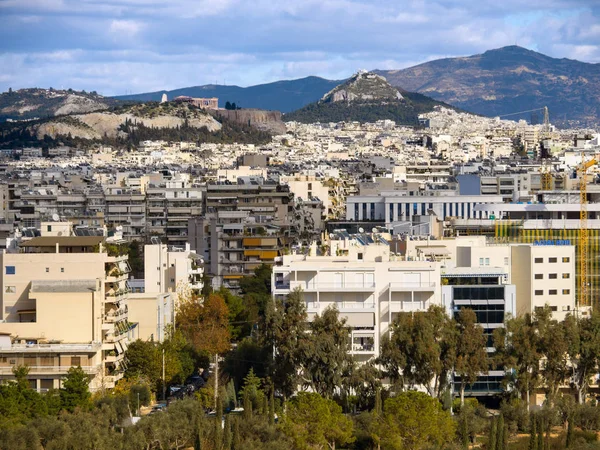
0,0,599,96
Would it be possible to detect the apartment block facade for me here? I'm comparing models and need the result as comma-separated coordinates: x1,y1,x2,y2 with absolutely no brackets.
0,232,135,391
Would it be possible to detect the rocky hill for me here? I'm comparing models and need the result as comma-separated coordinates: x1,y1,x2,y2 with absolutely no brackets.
376,46,600,127
284,71,454,124
0,101,273,149
0,88,122,121
114,76,342,113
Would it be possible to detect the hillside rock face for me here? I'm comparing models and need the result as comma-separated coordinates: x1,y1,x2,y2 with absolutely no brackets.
215,109,286,134
376,46,600,126
321,71,403,103
0,88,114,121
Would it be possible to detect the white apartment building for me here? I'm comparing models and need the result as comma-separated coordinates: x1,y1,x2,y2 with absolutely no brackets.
273,239,441,361
127,243,203,342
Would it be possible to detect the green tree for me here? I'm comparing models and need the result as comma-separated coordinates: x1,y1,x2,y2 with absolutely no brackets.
529,413,537,450
60,366,91,412
489,416,497,450
379,305,457,398
496,414,505,450
302,306,354,398
494,313,540,410
282,392,354,450
564,311,600,404
455,308,488,405
381,391,455,450
262,288,308,401
536,306,569,401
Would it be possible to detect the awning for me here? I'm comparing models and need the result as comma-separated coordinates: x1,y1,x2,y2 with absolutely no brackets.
343,312,375,327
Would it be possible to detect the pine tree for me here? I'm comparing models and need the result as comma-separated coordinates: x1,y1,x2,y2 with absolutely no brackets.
496,414,505,450
488,417,497,450
529,413,537,450
537,417,544,450
215,396,223,450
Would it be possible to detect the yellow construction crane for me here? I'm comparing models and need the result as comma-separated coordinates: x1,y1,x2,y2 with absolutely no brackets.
579,157,597,307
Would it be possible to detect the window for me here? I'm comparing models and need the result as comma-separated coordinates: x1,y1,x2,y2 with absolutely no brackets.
47,225,52,232
485,258,490,266
562,257,570,263
534,274,543,280
45,268,49,273
551,306,558,312
479,258,484,266
549,257,557,263
504,257,509,266
563,289,571,295
562,273,570,279
534,258,543,263
4,286,15,293
549,273,557,279
60,268,64,273
358,253,363,260
535,290,543,295
70,357,81,367
5,266,15,275
563,305,571,311
549,289,557,295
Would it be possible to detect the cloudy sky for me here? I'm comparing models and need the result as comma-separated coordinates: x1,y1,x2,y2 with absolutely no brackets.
1,0,599,96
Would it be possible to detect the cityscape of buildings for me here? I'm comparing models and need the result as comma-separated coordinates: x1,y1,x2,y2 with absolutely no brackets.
0,103,599,402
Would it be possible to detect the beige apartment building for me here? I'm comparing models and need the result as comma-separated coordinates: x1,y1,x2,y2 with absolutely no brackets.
0,228,134,391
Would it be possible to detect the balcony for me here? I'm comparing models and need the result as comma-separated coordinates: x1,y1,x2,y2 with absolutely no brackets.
388,282,436,292
0,365,101,375
290,281,376,292
338,302,376,312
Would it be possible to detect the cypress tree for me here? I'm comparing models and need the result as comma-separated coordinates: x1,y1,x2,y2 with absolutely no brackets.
537,416,544,450
529,413,537,450
243,391,252,420
223,415,232,450
232,417,241,450
461,412,469,449
269,388,275,426
496,414,505,450
215,396,223,450
194,429,202,450
566,414,574,448
374,387,382,416
503,425,509,450
544,419,550,450
488,417,497,450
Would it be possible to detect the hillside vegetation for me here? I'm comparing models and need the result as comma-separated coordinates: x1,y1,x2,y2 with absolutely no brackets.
0,101,272,149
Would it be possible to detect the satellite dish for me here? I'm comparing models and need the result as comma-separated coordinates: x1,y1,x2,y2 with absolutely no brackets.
329,233,334,239
52,214,60,222
358,227,364,233
372,227,378,233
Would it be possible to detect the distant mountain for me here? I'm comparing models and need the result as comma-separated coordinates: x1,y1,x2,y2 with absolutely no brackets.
0,88,122,122
376,46,600,126
114,76,342,113
284,71,454,124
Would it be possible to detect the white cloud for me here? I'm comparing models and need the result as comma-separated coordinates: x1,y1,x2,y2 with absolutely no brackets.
109,19,143,36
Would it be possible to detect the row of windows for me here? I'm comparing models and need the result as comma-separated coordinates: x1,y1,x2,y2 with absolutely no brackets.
5,266,65,275
453,286,505,300
534,273,570,279
534,289,570,295
534,257,570,263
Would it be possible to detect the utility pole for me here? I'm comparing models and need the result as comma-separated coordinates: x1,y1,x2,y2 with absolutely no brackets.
214,353,218,408
162,348,166,401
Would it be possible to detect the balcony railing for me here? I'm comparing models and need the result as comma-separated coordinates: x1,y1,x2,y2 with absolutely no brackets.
351,344,376,353
389,282,436,291
290,281,376,291
0,365,101,375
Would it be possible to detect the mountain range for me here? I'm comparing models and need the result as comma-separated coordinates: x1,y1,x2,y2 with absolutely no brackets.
1,46,599,126
114,77,341,114
376,46,600,126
